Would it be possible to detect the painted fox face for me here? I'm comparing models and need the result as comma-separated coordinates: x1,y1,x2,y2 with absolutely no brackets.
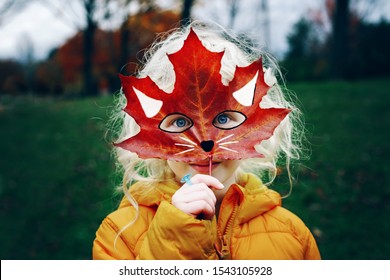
116,29,290,163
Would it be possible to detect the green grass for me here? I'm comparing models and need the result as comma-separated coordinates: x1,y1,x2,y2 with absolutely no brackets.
0,95,121,259
282,78,390,259
0,78,389,259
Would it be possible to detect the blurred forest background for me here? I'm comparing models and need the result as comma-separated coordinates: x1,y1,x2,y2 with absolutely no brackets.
0,0,389,259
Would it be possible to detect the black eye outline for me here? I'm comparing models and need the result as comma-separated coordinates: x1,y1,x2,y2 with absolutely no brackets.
213,110,247,130
159,113,194,133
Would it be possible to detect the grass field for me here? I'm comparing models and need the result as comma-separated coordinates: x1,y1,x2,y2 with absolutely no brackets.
0,78,389,259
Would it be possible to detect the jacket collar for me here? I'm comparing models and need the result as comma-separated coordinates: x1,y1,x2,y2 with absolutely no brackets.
225,173,281,223
120,173,281,223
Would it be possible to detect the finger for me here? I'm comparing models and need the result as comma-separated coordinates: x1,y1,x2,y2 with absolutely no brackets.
190,174,225,190
172,186,216,211
179,200,215,219
177,183,217,203
177,190,216,207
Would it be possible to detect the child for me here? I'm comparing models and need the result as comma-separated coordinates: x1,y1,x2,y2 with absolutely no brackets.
93,21,321,260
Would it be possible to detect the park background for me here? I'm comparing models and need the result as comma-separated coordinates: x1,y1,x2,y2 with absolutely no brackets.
0,0,389,259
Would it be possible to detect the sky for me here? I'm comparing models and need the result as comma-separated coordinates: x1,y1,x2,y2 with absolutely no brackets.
0,1,81,60
0,0,389,61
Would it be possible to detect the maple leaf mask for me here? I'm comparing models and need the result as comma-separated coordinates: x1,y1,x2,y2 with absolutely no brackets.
117,29,290,164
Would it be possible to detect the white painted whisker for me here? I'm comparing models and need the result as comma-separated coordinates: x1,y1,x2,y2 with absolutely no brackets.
175,148,195,155
218,141,238,146
220,146,239,153
216,134,234,143
179,136,197,146
175,143,195,148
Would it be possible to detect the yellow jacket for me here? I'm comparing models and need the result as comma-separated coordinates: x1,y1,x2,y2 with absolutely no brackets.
93,173,321,260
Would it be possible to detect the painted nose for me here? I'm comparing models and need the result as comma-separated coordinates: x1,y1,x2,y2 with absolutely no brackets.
200,140,214,152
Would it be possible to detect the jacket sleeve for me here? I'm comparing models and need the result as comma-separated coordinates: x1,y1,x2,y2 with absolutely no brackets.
93,205,146,260
138,201,218,260
93,216,136,260
304,230,321,260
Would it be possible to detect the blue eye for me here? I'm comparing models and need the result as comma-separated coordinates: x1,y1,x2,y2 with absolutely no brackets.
213,111,247,130
217,114,229,124
159,113,193,133
174,118,188,127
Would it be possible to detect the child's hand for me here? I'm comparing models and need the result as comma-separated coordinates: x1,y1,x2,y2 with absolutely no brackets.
172,174,224,220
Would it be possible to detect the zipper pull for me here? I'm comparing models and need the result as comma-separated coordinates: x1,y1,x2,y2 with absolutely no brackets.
219,235,231,260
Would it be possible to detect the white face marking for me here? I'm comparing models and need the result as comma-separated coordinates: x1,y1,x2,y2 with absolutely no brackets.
219,146,239,153
133,87,163,118
174,137,197,155
179,136,197,146
216,134,234,143
232,70,259,106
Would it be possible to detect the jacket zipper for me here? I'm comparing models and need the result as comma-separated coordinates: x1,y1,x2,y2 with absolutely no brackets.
216,200,239,260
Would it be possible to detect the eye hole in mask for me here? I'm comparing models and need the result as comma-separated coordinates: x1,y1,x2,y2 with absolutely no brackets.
159,113,194,133
213,111,247,130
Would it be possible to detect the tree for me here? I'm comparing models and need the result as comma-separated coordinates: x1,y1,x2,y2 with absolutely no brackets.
181,0,195,26
82,0,97,96
227,0,239,28
286,19,312,58
331,0,350,79
55,7,180,95
283,18,330,81
346,19,390,78
17,35,36,93
40,0,137,96
283,0,390,81
0,60,26,94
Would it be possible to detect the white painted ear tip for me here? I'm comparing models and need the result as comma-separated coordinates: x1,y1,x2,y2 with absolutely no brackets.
132,86,163,118
232,71,259,106
264,68,277,87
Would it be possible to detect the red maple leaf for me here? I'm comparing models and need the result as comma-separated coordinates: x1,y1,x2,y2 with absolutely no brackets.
116,29,290,163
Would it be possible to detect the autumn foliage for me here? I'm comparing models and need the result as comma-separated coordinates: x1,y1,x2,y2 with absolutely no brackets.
55,9,179,95
0,8,179,96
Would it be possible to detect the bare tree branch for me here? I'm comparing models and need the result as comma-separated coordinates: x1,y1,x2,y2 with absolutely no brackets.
39,0,84,30
0,0,32,26
228,0,239,28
